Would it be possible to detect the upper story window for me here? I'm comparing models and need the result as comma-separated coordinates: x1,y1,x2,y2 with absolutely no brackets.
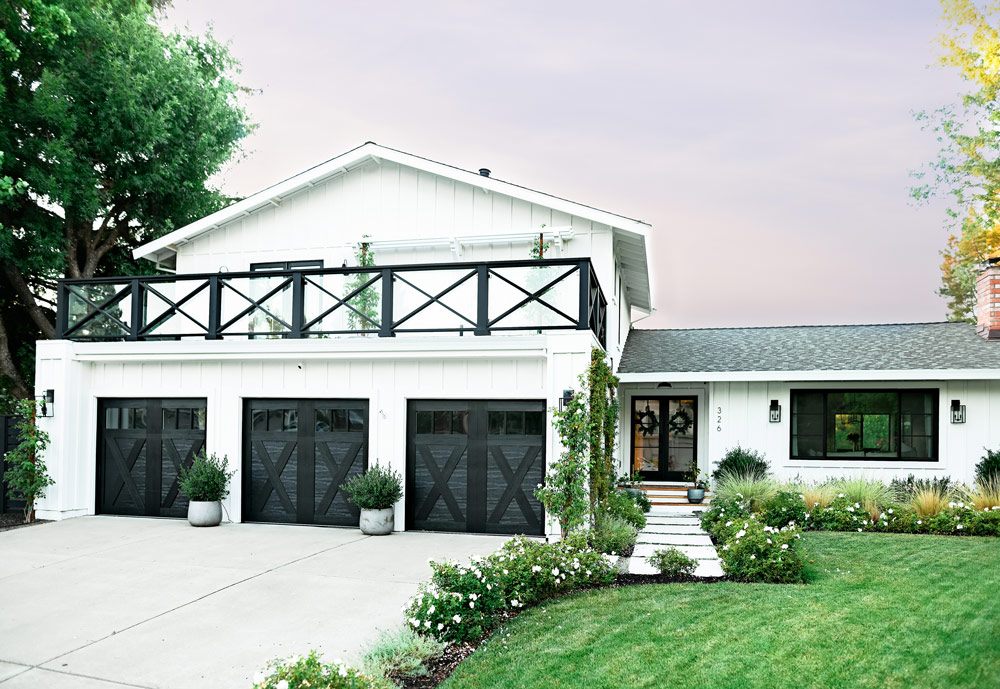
790,390,938,461
250,260,324,271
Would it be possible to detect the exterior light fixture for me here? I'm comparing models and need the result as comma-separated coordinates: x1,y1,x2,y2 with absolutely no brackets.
37,389,55,417
560,389,575,411
769,399,781,423
951,399,966,424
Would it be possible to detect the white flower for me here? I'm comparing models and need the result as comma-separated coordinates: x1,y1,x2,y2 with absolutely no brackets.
428,605,435,614
917,519,922,524
780,544,789,550
766,538,772,545
338,666,348,678
469,601,475,608
948,502,956,509
410,618,420,627
424,620,431,628
722,544,729,551
453,614,462,623
510,599,520,607
887,508,894,514
253,672,265,684
838,493,845,498
749,554,756,560
438,623,444,631
532,565,541,573
469,593,478,601
552,568,560,576
486,583,492,591
277,681,289,689
957,524,964,530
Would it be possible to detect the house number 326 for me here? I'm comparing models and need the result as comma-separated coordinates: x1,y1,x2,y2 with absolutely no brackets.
716,406,722,432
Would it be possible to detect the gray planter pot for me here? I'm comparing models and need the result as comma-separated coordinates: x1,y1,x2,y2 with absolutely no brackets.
359,507,394,535
187,500,222,527
686,488,706,504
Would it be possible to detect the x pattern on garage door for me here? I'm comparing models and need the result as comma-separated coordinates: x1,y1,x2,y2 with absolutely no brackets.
243,399,368,525
97,399,206,517
407,400,545,535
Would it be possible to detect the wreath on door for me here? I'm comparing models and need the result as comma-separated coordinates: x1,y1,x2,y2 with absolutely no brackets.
667,407,694,435
635,406,659,436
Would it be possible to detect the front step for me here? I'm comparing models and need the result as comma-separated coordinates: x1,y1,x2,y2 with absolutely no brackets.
637,483,711,507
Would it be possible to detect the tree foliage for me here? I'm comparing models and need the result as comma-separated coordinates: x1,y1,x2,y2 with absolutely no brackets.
913,0,1000,320
0,0,252,400
346,237,380,331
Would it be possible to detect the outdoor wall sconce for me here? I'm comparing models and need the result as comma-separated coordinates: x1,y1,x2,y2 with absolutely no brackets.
951,399,966,424
769,399,781,423
37,389,54,418
560,389,575,411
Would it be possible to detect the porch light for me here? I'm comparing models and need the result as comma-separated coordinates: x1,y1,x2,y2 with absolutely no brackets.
951,400,966,424
37,389,54,418
769,399,781,423
560,389,575,411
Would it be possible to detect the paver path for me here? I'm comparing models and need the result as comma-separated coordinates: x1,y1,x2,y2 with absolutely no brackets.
628,511,724,577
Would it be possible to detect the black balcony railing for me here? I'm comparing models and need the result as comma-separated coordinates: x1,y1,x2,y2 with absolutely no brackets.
56,258,607,347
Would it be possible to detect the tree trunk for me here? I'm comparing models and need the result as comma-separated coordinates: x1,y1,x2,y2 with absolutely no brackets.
0,312,30,399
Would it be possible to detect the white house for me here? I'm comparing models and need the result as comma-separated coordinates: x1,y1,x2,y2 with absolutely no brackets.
33,142,649,534
32,143,1000,532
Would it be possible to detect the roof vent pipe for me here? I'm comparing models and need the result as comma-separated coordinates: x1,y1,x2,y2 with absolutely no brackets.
479,168,491,177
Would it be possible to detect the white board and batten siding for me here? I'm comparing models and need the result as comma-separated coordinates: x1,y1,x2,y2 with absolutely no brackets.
33,334,597,528
708,380,1000,485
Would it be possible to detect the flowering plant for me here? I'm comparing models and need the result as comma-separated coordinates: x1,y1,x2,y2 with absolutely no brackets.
251,650,391,689
717,519,804,583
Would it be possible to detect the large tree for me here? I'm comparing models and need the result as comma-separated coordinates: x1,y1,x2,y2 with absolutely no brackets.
914,0,1000,321
0,0,251,402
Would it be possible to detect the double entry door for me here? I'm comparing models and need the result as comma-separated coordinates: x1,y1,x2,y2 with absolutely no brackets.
631,396,698,482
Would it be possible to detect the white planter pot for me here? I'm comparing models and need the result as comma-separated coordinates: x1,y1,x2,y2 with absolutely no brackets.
359,507,394,535
187,500,223,527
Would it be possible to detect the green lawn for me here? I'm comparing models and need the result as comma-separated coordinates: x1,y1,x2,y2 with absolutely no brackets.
442,532,1000,689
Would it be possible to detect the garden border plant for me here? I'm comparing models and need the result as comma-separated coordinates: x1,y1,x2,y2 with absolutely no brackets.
2,399,54,523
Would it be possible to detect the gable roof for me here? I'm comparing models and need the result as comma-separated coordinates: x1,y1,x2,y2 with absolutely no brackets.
133,142,653,310
618,322,1000,380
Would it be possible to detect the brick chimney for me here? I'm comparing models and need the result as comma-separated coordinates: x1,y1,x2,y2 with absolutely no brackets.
977,257,1000,340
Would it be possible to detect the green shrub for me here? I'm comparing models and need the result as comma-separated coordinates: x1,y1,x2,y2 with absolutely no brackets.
699,497,751,539
340,463,403,510
361,628,447,682
177,452,234,502
591,513,638,555
604,490,647,530
252,650,392,689
975,448,1000,485
808,497,877,532
713,473,778,512
628,488,652,513
404,535,616,643
889,473,955,500
2,399,54,522
717,519,804,583
648,547,697,578
713,445,769,480
760,490,807,529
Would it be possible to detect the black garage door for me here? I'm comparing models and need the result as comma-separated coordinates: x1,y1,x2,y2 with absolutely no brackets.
406,400,545,535
243,399,368,525
97,399,207,517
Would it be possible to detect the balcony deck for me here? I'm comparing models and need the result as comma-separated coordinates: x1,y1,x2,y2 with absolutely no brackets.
56,258,607,347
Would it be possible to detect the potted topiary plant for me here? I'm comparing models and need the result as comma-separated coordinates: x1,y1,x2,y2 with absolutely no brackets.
340,462,403,535
686,468,708,504
177,452,234,527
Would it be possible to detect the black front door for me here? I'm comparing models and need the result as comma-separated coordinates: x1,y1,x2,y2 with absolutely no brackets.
243,399,368,525
631,396,697,482
97,399,207,517
406,400,545,535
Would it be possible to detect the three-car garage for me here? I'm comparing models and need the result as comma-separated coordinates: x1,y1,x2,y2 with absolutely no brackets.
96,397,546,535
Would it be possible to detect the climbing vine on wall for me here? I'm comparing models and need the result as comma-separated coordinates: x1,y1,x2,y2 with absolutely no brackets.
587,348,620,514
345,237,380,331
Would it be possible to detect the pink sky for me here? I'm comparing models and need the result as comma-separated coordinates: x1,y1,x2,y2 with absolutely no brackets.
164,1,964,329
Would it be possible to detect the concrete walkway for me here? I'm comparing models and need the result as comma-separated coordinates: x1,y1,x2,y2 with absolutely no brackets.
0,516,508,689
628,510,724,578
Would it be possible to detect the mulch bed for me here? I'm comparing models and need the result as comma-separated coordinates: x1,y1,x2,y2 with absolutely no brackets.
393,570,723,688
0,512,50,532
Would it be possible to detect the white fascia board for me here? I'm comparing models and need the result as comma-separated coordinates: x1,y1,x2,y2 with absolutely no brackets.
617,369,1000,383
67,335,552,363
134,143,651,262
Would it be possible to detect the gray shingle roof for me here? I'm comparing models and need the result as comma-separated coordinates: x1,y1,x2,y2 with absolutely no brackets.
618,323,1000,374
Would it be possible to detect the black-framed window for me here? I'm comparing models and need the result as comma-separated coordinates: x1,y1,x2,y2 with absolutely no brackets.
250,260,325,271
790,389,938,461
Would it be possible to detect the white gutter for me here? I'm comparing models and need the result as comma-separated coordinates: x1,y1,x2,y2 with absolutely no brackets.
617,369,1000,383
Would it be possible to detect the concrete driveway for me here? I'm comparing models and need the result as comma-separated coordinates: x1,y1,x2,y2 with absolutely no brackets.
0,516,508,689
